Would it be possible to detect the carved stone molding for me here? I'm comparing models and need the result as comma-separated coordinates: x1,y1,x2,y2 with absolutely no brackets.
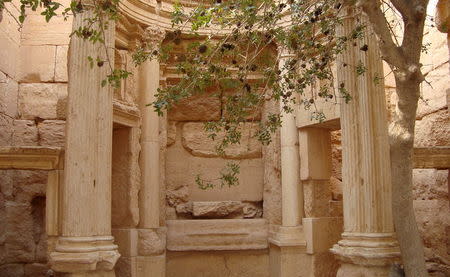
0,146,64,170
50,236,120,273
331,232,400,267
268,225,306,247
144,25,166,45
167,219,268,251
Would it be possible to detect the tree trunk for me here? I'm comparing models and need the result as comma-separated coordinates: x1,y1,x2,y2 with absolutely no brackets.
389,77,428,277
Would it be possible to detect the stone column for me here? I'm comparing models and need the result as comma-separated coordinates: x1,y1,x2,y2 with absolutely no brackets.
50,7,120,276
331,6,400,276
269,49,309,277
137,25,166,277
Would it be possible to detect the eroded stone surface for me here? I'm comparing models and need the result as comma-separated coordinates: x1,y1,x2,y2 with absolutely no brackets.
12,120,38,146
138,229,166,256
38,120,65,147
168,94,221,121
18,83,67,120
182,122,262,159
192,201,243,218
415,109,449,147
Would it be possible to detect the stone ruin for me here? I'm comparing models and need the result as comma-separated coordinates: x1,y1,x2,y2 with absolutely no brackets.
0,0,449,276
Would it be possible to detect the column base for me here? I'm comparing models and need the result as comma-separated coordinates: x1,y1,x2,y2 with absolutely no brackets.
269,225,311,277
50,236,120,273
331,232,400,276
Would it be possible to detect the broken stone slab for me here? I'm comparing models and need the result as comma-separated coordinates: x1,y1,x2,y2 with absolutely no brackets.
192,201,243,218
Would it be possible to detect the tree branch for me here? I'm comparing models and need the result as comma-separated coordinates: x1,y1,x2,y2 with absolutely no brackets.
356,0,406,70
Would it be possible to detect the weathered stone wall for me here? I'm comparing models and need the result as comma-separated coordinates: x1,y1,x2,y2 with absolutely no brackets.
166,250,269,277
0,1,71,275
165,92,265,220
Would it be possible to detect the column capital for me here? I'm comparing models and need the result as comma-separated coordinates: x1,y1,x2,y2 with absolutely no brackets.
144,25,166,45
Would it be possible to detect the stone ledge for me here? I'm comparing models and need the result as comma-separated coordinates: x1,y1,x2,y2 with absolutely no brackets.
413,147,450,169
0,146,64,170
166,219,268,251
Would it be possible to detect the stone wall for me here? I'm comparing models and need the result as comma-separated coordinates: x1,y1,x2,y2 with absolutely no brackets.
0,0,71,275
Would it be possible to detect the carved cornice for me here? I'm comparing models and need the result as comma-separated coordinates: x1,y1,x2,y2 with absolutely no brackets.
0,146,64,170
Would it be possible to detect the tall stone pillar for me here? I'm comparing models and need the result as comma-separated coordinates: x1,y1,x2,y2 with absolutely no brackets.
331,6,400,276
137,25,166,277
269,49,310,277
50,7,120,276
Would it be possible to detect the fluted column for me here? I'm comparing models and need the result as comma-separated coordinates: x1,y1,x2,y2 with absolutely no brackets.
50,6,119,276
331,6,400,276
136,25,166,277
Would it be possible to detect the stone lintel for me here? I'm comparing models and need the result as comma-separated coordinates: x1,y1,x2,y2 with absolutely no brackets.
331,232,400,267
166,219,268,251
0,146,64,170
268,225,306,248
413,147,450,169
113,100,141,128
50,236,120,273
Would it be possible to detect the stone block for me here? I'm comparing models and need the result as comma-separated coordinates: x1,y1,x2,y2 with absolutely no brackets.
303,180,332,218
168,93,221,121
303,217,343,254
18,83,67,120
192,201,243,218
0,263,24,276
0,25,20,78
166,185,189,207
20,13,72,46
269,244,312,277
55,45,68,82
243,201,263,218
38,120,65,147
112,228,138,257
299,128,332,180
136,255,165,277
413,169,448,200
167,121,177,146
182,122,262,159
12,120,38,146
415,109,449,147
24,263,49,277
414,200,450,261
115,256,137,277
166,219,268,251
19,45,56,83
0,114,13,146
166,136,264,202
166,250,269,277
0,74,18,118
138,228,166,256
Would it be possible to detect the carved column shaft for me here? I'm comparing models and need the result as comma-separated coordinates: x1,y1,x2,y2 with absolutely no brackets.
139,27,165,229
50,8,119,274
331,6,400,275
279,50,303,227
